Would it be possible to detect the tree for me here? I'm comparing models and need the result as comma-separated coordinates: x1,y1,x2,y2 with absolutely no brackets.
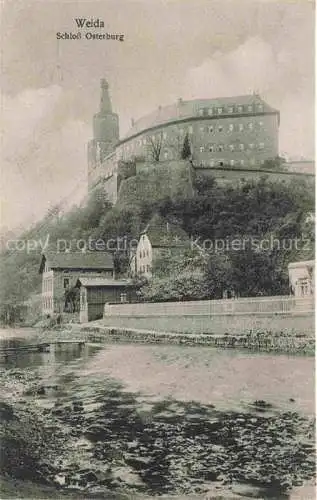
181,133,191,160
147,132,164,162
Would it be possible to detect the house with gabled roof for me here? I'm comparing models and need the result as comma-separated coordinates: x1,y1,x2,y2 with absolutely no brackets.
39,251,114,316
132,214,190,278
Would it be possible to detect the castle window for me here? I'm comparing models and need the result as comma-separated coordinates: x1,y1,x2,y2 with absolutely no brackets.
237,105,243,113
199,146,205,153
217,107,223,114
208,108,213,116
208,126,214,133
239,123,244,131
218,144,224,152
229,144,234,151
230,160,235,166
218,125,223,132
259,142,264,150
228,124,234,132
248,105,253,112
239,143,244,151
248,122,254,130
228,106,234,113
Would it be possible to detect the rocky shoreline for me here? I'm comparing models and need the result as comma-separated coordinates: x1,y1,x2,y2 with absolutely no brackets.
0,357,315,499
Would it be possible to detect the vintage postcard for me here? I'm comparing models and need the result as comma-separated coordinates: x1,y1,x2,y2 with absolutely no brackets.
0,0,315,498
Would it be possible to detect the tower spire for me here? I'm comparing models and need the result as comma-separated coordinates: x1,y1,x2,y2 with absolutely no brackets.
100,78,112,113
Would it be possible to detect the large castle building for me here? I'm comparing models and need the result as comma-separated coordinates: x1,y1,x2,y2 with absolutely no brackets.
88,79,281,201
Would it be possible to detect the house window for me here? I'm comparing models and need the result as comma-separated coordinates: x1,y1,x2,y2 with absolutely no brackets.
229,144,234,152
120,293,127,303
188,125,193,134
249,143,254,149
208,126,214,133
239,143,244,151
237,105,243,113
230,160,235,166
218,160,224,166
248,122,254,130
164,151,168,159
209,145,214,152
200,126,205,133
198,108,204,116
258,104,263,111
248,105,253,112
163,132,167,139
200,146,205,153
217,107,223,114
250,158,255,165
218,145,224,152
209,160,215,167
239,123,244,131
240,159,245,166
179,128,184,135
218,125,223,132
228,124,234,132
207,108,213,116
228,106,234,113
63,278,69,289
146,265,150,272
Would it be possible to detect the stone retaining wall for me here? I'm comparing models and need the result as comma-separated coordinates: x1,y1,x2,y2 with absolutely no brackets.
81,325,315,355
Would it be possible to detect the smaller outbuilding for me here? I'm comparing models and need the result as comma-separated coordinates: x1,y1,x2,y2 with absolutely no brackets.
76,277,137,323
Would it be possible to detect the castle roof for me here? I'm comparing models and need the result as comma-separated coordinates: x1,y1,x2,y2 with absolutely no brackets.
39,252,114,274
121,94,279,143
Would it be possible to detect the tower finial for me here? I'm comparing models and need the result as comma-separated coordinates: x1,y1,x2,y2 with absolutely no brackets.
100,78,112,112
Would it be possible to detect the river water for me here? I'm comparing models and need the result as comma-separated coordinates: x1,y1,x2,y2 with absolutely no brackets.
0,328,315,499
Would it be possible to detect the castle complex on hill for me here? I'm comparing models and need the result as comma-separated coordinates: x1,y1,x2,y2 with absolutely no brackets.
87,79,313,203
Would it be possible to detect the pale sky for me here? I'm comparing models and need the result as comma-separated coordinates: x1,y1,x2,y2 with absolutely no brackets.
0,0,315,231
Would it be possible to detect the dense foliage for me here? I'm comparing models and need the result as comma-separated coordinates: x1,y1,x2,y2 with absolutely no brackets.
0,174,314,319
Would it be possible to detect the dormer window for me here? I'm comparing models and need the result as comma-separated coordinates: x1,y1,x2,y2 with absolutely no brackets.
217,107,223,114
228,106,234,114
208,108,213,116
237,105,243,113
198,108,204,116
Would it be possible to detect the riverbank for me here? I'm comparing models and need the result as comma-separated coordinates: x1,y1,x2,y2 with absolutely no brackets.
1,323,314,356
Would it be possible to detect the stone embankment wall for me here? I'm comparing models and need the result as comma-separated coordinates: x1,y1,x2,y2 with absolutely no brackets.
80,325,314,355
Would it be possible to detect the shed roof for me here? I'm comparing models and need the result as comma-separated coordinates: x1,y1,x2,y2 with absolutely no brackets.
77,278,134,288
39,252,114,273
